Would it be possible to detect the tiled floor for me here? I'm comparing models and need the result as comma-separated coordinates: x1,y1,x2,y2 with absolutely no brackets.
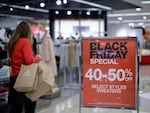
36,65,150,113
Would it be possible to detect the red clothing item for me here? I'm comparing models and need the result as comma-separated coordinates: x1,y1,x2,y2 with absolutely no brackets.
10,38,40,77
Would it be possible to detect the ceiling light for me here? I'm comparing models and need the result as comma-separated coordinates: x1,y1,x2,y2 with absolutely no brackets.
86,11,90,15
63,0,68,4
10,7,13,11
143,16,147,19
67,11,72,15
136,8,141,11
55,11,59,15
124,19,150,23
72,0,112,10
141,1,150,4
108,12,150,17
25,5,29,9
118,17,123,21
56,0,62,5
40,2,45,7
109,19,150,24
0,3,48,13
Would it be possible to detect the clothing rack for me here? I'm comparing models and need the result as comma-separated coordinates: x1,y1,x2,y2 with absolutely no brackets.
58,40,81,89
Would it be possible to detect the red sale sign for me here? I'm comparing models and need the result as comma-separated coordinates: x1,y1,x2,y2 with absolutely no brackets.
82,38,137,109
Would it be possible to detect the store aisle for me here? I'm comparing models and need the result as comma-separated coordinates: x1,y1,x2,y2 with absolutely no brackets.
36,89,80,113
36,90,150,113
36,65,150,113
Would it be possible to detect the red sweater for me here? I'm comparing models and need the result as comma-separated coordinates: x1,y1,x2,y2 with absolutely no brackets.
10,38,39,77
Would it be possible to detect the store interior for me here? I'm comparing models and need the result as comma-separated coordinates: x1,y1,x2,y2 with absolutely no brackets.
0,0,150,113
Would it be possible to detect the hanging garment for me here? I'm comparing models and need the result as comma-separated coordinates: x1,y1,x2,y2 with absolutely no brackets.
75,42,81,68
59,43,68,70
68,42,76,67
40,36,57,76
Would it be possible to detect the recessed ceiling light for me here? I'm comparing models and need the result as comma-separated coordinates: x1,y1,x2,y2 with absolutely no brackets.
67,11,72,15
55,11,59,15
56,0,62,5
118,17,123,20
63,0,67,4
86,11,90,15
40,2,45,7
136,8,141,11
10,7,13,11
25,5,29,9
143,16,147,19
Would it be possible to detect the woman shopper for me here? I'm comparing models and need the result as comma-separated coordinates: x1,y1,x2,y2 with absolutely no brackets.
7,21,41,113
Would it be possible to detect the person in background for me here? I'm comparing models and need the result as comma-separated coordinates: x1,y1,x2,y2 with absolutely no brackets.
32,36,37,55
7,21,41,113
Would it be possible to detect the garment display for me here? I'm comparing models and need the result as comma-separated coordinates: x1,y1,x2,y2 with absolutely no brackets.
59,43,68,71
40,34,57,76
58,41,81,87
68,41,76,67
59,41,81,69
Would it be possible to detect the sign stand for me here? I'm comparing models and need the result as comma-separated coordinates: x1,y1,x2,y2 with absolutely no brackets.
136,44,140,113
80,38,139,113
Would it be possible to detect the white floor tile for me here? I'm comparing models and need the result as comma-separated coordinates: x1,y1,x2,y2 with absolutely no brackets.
140,92,150,100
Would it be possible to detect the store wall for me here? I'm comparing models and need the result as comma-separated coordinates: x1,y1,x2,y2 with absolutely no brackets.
0,18,20,28
0,17,144,47
107,23,144,48
54,19,105,40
